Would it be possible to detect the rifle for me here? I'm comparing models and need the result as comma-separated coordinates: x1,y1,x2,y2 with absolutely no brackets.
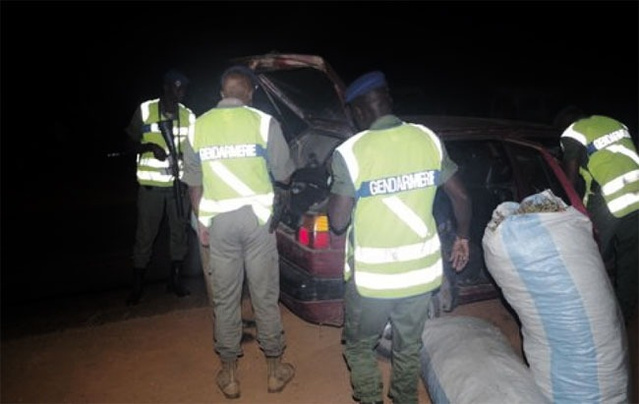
158,119,185,219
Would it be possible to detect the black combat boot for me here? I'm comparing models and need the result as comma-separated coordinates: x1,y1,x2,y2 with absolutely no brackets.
167,260,190,297
126,267,146,306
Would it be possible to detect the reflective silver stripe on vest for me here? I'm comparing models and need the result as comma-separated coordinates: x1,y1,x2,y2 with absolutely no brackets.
256,109,271,142
207,160,273,222
344,228,353,280
139,157,171,169
141,99,156,121
198,193,274,226
382,196,429,237
338,131,368,183
601,169,639,196
354,234,440,264
137,170,172,183
177,126,189,136
408,123,443,157
210,160,256,195
560,124,588,146
606,145,639,165
145,122,190,136
355,258,443,291
137,156,172,181
608,192,639,215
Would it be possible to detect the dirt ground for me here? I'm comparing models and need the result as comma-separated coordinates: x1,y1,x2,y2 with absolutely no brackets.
2,280,637,404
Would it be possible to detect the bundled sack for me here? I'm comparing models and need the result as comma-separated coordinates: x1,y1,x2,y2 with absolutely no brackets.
421,316,548,404
482,190,629,403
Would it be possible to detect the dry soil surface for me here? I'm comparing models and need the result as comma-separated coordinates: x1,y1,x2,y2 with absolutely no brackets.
2,278,637,404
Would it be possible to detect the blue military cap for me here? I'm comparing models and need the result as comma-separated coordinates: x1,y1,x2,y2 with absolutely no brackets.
163,69,190,87
220,65,258,87
344,71,387,103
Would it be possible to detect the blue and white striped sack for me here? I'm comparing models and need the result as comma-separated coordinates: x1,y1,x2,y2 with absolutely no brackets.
482,191,629,404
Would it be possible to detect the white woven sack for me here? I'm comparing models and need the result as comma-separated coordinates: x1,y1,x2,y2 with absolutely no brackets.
482,192,629,403
421,316,548,404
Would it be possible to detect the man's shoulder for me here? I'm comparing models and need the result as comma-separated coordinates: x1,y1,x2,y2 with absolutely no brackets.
370,114,402,130
246,105,276,119
572,115,627,138
402,119,437,133
179,103,195,114
195,107,218,122
140,98,158,106
590,114,620,122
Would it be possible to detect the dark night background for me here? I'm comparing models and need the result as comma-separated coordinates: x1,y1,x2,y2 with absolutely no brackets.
1,1,638,305
3,1,638,153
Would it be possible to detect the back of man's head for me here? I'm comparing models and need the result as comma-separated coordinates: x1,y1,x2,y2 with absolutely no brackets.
161,68,189,109
220,65,257,104
345,71,388,104
164,69,190,88
345,71,392,130
553,105,586,132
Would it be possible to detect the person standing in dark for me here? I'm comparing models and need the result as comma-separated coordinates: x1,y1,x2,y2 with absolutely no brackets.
556,106,639,324
328,71,471,404
182,65,296,399
124,69,195,305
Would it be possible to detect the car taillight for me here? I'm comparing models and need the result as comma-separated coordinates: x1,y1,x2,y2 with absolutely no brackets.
298,214,330,249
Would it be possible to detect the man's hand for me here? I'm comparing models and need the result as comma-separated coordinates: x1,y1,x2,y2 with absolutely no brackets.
450,237,470,272
198,222,210,247
148,143,167,161
269,188,290,233
268,219,278,234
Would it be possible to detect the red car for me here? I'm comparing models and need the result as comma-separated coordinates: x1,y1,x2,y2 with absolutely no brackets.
226,54,586,327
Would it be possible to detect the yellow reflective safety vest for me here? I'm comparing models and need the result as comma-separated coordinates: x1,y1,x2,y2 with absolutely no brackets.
561,115,639,218
189,105,275,227
335,121,444,299
136,99,196,187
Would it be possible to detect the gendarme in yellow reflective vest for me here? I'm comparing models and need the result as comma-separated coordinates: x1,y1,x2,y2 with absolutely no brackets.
561,115,639,218
137,99,196,187
336,122,444,299
189,105,275,228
